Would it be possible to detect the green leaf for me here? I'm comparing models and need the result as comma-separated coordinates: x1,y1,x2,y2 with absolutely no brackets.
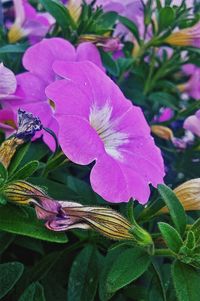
19,282,46,301
0,231,15,255
158,184,186,236
29,177,77,200
158,222,183,253
67,246,100,301
158,7,175,32
0,262,24,299
100,51,119,76
99,12,118,29
0,204,68,243
148,92,179,110
39,0,76,31
9,160,39,181
0,44,28,54
106,247,150,293
8,143,30,176
0,161,8,183
172,261,200,301
118,15,139,42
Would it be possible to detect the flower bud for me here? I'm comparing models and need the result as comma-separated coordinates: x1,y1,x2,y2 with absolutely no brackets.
151,125,174,140
164,22,200,47
161,178,200,213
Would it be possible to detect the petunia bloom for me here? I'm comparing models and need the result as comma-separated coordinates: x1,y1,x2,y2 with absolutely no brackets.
183,110,200,137
46,61,165,204
180,64,200,100
2,38,104,150
165,22,200,48
7,0,55,44
0,63,17,99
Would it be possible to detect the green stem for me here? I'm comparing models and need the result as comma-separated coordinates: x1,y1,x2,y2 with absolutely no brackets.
154,248,175,257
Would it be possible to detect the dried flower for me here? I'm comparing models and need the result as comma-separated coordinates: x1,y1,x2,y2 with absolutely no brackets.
79,35,123,52
35,198,134,240
161,179,200,213
2,180,49,204
151,125,174,140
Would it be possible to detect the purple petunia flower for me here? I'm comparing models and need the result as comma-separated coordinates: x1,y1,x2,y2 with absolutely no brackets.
46,61,165,204
2,38,104,150
181,64,200,100
7,0,55,44
0,63,17,98
183,110,200,137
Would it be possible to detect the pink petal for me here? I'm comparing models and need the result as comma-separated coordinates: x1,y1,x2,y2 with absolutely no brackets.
184,114,200,137
76,42,105,71
45,79,91,117
57,115,104,165
90,153,150,203
0,63,17,96
22,38,76,83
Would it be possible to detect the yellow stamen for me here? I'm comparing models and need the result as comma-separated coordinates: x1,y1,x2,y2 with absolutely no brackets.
8,25,24,43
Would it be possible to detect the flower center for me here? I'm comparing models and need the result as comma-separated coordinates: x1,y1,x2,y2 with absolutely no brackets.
89,103,129,160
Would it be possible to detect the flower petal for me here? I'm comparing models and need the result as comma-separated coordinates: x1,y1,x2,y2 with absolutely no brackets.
0,63,17,96
22,38,76,83
57,115,104,164
76,42,104,71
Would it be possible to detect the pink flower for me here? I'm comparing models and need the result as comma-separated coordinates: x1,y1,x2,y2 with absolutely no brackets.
181,64,200,100
3,38,104,150
7,0,55,44
183,110,200,137
154,108,174,123
0,109,17,137
0,63,17,98
46,61,165,204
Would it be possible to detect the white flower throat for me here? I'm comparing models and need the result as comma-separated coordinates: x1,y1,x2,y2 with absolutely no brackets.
89,103,129,160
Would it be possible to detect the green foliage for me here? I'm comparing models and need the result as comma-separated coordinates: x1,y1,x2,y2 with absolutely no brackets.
67,246,100,301
172,261,200,301
158,7,175,32
0,262,24,299
106,247,150,293
39,0,76,33
0,204,68,243
19,282,46,301
158,185,186,236
158,222,183,253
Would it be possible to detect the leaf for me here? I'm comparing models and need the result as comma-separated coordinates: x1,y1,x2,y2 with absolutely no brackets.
100,51,119,76
0,262,24,299
19,282,46,301
0,44,28,54
158,222,183,253
39,0,76,31
0,204,68,243
8,143,30,176
158,7,175,32
0,231,15,255
0,161,8,183
29,177,77,200
99,12,118,29
148,92,179,110
118,15,139,42
158,184,186,236
9,160,39,181
106,247,150,293
67,245,100,301
172,261,200,301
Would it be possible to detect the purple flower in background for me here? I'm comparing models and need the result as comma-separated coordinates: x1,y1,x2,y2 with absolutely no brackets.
0,63,17,98
2,38,104,150
183,110,200,137
154,108,174,123
181,64,200,100
7,0,55,44
46,61,165,204
0,109,17,137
